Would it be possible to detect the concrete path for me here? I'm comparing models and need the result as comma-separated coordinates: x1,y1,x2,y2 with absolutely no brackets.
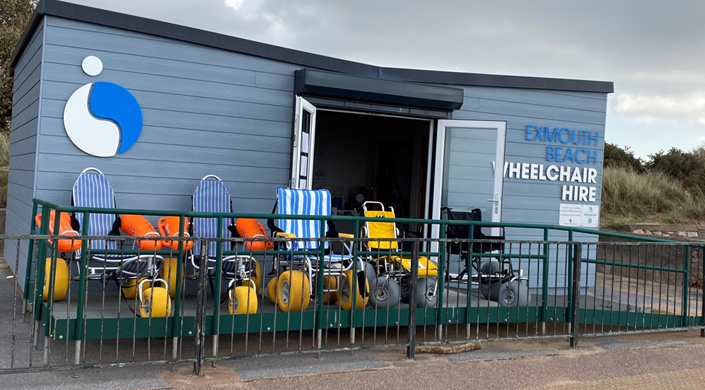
1,330,703,389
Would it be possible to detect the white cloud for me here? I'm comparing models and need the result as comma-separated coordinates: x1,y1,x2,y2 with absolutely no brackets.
224,0,244,11
613,92,705,123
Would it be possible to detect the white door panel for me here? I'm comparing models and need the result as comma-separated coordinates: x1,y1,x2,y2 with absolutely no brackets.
431,120,507,240
291,97,317,189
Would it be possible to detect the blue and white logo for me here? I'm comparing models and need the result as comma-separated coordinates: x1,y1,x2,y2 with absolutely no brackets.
63,56,143,157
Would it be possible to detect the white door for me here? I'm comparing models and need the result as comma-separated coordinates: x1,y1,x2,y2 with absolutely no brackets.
431,120,507,239
291,97,317,189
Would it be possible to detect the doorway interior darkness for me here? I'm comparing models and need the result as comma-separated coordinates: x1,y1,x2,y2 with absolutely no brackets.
312,110,431,236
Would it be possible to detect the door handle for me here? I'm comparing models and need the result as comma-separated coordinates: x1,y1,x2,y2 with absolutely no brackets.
487,193,500,214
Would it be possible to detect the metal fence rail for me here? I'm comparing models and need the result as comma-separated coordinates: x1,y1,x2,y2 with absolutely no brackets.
0,198,699,374
1,231,703,375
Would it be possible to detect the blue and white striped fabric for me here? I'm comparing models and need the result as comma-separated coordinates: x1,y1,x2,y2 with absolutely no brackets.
72,168,118,255
277,188,331,251
192,176,231,257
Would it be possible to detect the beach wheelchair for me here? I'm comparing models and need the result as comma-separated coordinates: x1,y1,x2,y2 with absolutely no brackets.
190,175,259,315
33,210,81,302
443,207,530,307
265,188,369,312
361,201,438,308
71,168,172,317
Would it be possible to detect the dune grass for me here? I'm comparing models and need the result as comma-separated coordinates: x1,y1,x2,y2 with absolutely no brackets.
601,166,705,226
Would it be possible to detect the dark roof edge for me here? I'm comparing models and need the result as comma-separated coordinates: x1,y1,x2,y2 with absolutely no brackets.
10,0,614,94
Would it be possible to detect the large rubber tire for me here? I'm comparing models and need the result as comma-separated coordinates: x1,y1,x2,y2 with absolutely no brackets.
415,277,438,308
363,262,376,293
369,276,400,309
160,257,184,298
266,277,277,304
340,269,370,310
322,275,338,304
400,275,411,303
43,258,69,302
277,270,311,312
229,285,258,315
479,260,501,300
139,287,172,318
121,277,150,299
497,281,530,307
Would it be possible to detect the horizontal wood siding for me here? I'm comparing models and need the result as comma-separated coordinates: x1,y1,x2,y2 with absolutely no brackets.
451,86,608,286
5,21,45,280
37,16,299,215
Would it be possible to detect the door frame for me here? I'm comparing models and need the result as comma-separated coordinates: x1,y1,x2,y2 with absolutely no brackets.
290,96,317,189
296,104,436,220
430,120,508,239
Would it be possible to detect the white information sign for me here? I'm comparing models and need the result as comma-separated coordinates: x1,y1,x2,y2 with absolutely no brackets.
559,204,599,227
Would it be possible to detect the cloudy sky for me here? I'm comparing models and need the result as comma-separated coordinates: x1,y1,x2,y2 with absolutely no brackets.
66,0,705,159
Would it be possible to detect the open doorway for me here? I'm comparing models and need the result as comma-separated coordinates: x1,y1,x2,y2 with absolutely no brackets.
311,110,431,236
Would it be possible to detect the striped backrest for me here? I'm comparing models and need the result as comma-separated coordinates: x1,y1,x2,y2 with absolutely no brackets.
277,188,330,251
72,168,118,253
192,175,230,257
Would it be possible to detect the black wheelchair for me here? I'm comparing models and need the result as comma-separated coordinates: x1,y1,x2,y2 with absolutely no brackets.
442,207,530,307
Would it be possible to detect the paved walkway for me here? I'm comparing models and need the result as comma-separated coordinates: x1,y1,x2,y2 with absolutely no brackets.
1,330,703,389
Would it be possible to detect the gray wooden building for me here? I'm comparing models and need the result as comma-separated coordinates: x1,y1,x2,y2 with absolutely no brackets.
7,0,612,288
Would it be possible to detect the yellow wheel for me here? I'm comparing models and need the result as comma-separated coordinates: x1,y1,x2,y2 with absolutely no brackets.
276,270,310,312
42,258,68,302
340,269,369,310
121,277,150,299
248,259,262,293
160,258,184,298
139,287,171,318
229,285,258,315
322,275,338,304
266,277,277,304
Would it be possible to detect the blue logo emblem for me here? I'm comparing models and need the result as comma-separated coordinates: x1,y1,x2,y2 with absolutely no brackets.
63,56,143,157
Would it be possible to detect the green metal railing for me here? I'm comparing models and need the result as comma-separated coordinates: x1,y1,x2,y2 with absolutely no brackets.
18,197,705,372
26,198,683,337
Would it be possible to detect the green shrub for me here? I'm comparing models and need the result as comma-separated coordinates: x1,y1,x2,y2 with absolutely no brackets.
647,147,703,181
604,143,644,172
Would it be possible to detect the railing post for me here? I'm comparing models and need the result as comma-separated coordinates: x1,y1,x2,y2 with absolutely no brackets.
682,245,690,328
350,219,360,347
436,222,446,340
32,210,51,324
74,212,90,365
541,228,549,336
570,243,582,348
172,215,186,360
701,245,705,337
465,221,474,337
194,241,208,376
24,202,39,308
407,240,420,359
567,230,574,329
211,217,224,359
316,219,326,350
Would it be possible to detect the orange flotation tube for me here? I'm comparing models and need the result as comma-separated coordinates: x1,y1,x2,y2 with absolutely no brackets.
35,211,81,253
236,218,273,251
120,214,162,251
158,216,193,251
